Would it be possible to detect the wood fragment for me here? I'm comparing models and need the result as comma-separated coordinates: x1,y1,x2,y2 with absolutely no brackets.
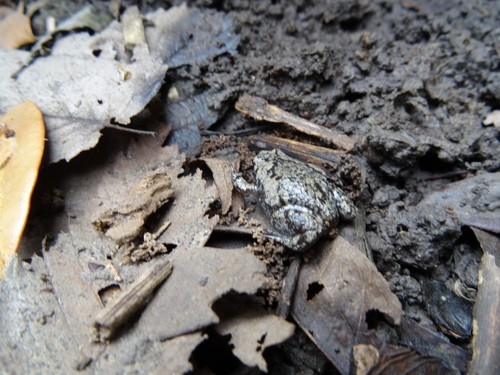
248,134,344,165
93,260,173,342
235,94,356,152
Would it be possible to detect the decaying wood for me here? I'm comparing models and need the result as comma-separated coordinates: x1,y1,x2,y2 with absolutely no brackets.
235,94,356,152
248,134,344,164
94,260,173,342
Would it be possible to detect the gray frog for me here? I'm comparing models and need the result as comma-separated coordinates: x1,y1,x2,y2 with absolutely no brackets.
231,149,356,252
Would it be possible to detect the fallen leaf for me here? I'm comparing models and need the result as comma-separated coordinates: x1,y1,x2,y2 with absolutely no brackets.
0,102,44,277
216,301,295,371
0,20,167,163
0,122,16,167
291,236,402,375
201,157,234,215
0,7,36,48
145,4,240,68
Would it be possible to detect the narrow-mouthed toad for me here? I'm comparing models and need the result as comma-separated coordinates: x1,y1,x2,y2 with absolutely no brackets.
232,149,356,252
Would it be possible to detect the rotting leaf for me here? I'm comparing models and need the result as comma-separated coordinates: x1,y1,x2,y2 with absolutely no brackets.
0,6,36,49
201,157,234,215
291,236,402,375
135,245,266,341
0,102,44,277
216,303,295,371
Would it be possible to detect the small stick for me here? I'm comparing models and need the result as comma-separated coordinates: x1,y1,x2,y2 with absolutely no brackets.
105,123,158,136
93,260,173,342
235,94,356,152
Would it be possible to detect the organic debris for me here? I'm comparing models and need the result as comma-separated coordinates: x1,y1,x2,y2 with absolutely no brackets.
0,102,44,276
292,236,402,375
236,94,356,152
0,6,36,48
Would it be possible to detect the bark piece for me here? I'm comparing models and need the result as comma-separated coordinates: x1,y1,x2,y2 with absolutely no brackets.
236,94,356,152
94,260,173,342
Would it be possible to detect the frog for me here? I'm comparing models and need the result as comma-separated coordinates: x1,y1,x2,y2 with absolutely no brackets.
231,149,356,252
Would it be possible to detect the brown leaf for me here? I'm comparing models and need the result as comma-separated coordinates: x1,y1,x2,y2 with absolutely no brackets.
291,236,402,375
201,157,234,214
0,7,36,49
0,102,44,277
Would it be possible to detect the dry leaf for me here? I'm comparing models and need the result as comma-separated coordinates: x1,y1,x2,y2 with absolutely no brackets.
291,236,402,375
201,157,234,215
0,21,167,163
216,305,295,371
0,7,36,48
0,102,44,277
0,122,16,167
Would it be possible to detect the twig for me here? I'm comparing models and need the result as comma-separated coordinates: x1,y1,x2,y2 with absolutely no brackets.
93,260,173,342
105,123,158,136
235,94,356,152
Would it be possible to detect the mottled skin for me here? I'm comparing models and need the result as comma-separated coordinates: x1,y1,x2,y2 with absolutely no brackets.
232,149,356,252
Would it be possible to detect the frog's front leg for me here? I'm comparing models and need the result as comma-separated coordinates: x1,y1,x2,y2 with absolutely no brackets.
332,188,357,221
231,169,259,194
267,205,324,252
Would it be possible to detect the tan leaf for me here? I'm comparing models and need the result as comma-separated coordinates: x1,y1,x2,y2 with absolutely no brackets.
0,102,44,277
201,157,234,214
0,7,36,49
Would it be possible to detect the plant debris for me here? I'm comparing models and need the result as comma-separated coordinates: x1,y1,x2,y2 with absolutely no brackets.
0,102,44,276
